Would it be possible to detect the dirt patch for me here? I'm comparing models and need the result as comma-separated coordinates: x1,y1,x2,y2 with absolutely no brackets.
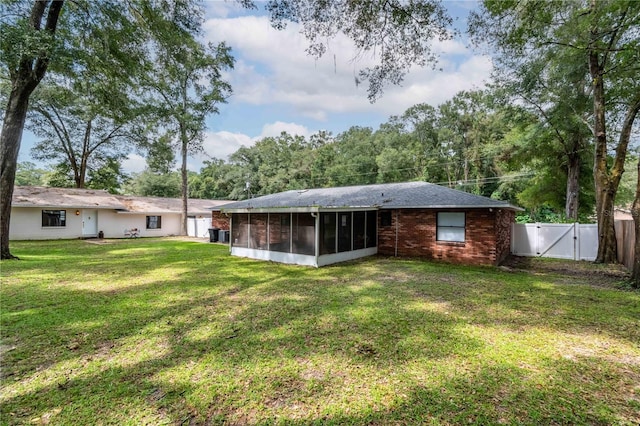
501,255,630,289
84,238,112,245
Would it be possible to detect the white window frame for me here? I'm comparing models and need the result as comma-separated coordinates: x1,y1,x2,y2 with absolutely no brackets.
436,212,465,242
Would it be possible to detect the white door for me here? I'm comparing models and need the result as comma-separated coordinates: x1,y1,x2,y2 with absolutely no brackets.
82,209,98,236
187,217,197,237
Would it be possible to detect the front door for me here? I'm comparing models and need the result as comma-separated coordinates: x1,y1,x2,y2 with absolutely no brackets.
82,209,98,236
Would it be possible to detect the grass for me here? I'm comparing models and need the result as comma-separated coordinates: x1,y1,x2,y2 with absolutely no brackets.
1,238,639,425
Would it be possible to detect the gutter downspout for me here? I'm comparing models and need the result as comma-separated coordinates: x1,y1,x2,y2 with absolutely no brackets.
395,210,399,257
311,212,319,267
227,212,233,253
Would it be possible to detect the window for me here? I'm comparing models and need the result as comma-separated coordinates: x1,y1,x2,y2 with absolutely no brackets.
146,215,162,229
42,210,66,227
437,212,465,242
380,211,392,227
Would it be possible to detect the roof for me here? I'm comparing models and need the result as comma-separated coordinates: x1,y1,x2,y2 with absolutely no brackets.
12,186,231,214
118,196,230,215
12,186,126,209
220,181,522,212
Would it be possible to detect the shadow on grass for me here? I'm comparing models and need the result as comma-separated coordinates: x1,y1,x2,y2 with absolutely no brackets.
1,240,639,424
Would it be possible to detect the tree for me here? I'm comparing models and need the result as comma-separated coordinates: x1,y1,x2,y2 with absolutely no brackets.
42,162,74,188
632,158,640,288
489,43,594,221
189,159,235,199
86,158,128,194
470,0,640,263
144,33,233,235
0,0,197,258
27,83,140,188
1,0,64,259
263,0,453,101
14,162,46,186
324,126,380,186
123,170,181,198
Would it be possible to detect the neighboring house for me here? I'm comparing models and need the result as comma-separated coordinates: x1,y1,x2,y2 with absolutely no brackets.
214,181,522,267
10,186,230,240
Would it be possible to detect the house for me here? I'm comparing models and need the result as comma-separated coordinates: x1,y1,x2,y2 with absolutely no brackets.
214,181,522,267
9,186,230,240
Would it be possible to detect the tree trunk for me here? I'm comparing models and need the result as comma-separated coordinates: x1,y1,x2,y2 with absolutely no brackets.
590,42,618,262
0,87,32,259
180,129,188,236
631,157,640,288
0,0,64,259
565,149,580,221
77,120,92,188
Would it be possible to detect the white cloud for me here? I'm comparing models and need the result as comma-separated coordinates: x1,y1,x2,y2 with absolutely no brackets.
204,14,492,122
200,130,253,160
204,1,245,18
185,121,312,171
259,121,310,138
122,154,147,174
376,55,493,115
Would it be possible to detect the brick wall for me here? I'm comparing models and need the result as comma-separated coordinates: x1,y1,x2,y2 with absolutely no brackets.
211,211,230,230
495,209,514,264
378,208,513,266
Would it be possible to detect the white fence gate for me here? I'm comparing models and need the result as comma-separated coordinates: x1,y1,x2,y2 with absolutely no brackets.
511,223,598,261
187,217,211,238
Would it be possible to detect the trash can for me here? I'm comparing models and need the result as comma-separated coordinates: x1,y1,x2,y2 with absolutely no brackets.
219,230,229,243
208,228,220,242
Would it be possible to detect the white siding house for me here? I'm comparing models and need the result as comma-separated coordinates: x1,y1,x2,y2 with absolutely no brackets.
9,186,230,240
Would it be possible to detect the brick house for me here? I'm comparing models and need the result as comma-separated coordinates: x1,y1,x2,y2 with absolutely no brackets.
214,181,521,267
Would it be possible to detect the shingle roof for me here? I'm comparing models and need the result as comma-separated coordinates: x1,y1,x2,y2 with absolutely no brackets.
12,186,126,209
12,186,231,214
118,196,230,215
220,181,522,212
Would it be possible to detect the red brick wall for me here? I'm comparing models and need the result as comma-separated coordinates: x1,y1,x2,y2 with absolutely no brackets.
495,209,514,264
211,211,230,230
378,208,513,266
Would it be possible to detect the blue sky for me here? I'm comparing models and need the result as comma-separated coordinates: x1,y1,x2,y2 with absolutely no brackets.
20,1,491,174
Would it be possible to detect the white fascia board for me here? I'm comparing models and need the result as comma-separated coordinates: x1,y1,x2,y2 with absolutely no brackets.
222,206,321,214
115,210,175,214
381,205,525,211
223,206,379,214
317,207,377,212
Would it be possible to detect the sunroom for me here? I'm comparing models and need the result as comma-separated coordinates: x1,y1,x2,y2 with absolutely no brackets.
228,209,378,267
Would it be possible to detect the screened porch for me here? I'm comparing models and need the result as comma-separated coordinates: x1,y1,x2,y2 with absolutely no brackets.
229,210,378,267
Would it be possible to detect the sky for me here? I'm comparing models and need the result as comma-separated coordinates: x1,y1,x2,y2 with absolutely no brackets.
19,0,492,174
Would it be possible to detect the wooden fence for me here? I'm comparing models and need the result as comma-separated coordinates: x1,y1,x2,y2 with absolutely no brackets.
615,220,635,270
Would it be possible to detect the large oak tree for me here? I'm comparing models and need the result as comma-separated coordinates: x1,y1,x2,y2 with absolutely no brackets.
470,0,640,263
0,0,222,257
1,0,64,259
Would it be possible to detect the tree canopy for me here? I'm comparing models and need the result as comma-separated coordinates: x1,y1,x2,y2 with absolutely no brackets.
469,0,640,262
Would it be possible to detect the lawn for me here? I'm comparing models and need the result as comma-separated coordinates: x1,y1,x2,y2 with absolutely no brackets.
1,238,639,425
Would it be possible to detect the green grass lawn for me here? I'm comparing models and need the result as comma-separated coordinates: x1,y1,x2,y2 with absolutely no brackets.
1,238,639,425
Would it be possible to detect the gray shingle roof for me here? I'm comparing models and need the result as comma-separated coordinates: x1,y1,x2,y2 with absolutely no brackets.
220,181,522,212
